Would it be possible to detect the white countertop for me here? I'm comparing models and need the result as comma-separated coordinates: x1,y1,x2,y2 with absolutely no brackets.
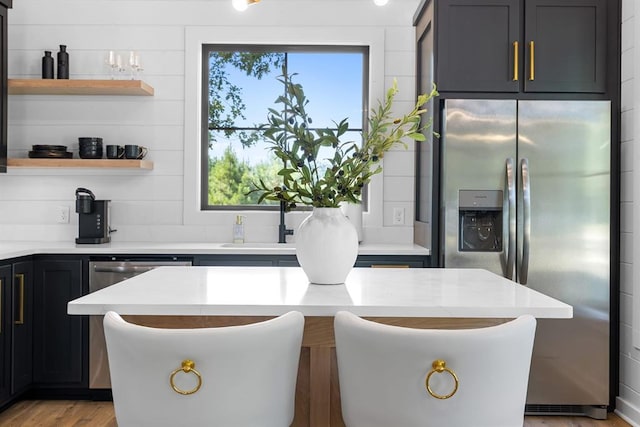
0,241,429,261
67,266,572,319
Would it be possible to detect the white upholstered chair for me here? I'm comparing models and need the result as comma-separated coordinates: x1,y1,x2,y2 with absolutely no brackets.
103,311,304,427
334,311,537,427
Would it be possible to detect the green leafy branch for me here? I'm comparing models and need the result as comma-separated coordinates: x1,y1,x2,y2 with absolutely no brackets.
249,72,438,209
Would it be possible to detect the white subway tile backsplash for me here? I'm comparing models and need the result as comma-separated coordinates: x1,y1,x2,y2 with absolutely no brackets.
621,261,634,294
8,99,183,126
621,171,633,203
621,109,634,142
618,384,640,420
623,3,640,406
621,140,634,172
622,291,634,326
144,150,183,175
381,150,415,177
622,79,634,112
150,176,184,201
621,353,640,393
622,201,633,233
384,27,415,52
622,0,635,22
0,224,75,241
621,231,634,264
9,24,186,52
383,176,414,202
622,48,634,83
111,201,183,226
622,17,635,53
384,51,415,77
621,323,640,361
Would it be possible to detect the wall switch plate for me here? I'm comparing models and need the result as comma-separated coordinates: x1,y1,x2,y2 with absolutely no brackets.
392,207,405,225
56,205,70,224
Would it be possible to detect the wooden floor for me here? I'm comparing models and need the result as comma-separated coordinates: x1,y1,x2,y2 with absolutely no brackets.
0,400,633,427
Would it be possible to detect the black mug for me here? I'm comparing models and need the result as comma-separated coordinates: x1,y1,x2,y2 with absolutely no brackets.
124,145,148,159
106,145,125,159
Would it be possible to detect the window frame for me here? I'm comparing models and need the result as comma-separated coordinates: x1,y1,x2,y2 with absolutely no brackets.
183,26,386,231
200,44,369,211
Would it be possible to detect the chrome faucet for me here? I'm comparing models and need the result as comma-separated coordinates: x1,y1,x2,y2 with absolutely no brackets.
278,200,294,243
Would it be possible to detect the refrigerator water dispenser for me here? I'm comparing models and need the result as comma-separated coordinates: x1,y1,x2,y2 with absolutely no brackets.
458,190,503,252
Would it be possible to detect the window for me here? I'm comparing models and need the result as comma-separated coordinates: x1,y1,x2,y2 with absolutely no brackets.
201,45,368,210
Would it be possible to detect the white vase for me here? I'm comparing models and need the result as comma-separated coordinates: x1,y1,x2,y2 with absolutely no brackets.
295,207,358,285
340,202,363,243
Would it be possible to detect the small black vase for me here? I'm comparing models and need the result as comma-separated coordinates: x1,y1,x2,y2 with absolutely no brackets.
57,45,69,79
42,51,54,79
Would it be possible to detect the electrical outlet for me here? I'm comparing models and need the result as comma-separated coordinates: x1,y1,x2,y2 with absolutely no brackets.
56,205,70,224
392,207,405,225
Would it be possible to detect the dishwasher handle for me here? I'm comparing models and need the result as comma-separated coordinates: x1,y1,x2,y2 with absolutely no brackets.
93,265,159,274
91,260,192,275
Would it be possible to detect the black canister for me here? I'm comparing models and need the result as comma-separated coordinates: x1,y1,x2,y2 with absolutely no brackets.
42,51,54,79
57,45,69,79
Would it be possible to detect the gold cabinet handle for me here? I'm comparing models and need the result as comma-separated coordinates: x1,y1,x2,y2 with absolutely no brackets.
513,41,519,81
529,41,535,81
14,273,24,325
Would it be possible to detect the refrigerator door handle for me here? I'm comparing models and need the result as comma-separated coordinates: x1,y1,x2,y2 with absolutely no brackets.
520,158,531,284
505,157,516,280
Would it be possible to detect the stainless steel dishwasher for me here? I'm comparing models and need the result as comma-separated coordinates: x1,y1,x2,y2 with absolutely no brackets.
88,258,192,389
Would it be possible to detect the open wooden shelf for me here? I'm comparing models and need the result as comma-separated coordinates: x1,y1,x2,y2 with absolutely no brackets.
8,79,155,96
7,158,153,169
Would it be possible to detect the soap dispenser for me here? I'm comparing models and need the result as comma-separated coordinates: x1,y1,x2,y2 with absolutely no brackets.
233,215,245,244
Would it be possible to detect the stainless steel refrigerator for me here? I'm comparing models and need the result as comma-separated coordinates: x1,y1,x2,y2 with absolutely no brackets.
440,99,610,418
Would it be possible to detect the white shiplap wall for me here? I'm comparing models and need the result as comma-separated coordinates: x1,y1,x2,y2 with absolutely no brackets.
618,0,640,425
0,0,421,244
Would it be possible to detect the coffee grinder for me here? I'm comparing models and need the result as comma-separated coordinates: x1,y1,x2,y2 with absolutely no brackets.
75,187,111,244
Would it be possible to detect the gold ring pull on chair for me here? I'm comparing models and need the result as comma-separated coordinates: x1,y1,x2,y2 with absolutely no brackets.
334,311,536,427
103,311,304,427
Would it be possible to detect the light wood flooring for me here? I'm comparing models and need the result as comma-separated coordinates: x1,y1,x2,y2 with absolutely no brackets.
0,400,633,427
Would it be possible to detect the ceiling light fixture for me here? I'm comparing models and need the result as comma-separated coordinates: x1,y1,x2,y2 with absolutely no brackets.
232,0,261,12
373,0,389,5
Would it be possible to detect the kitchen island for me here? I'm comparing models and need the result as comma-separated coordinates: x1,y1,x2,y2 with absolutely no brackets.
68,266,572,427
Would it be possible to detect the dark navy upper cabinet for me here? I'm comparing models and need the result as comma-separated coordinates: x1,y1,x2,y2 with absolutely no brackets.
523,0,606,93
435,0,607,93
436,0,520,93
